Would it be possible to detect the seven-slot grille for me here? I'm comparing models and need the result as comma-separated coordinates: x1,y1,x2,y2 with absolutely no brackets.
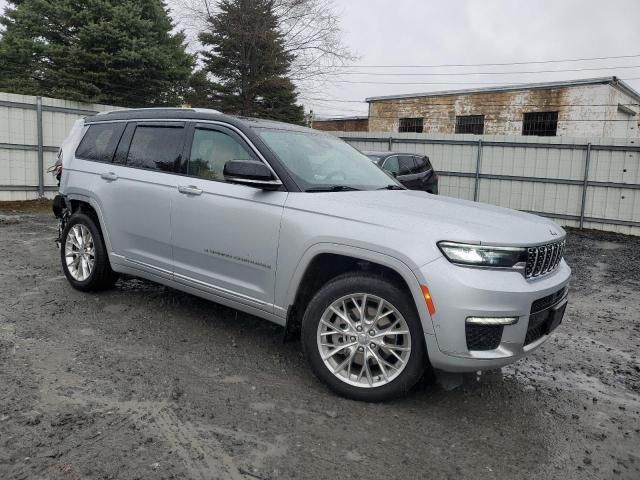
525,240,565,278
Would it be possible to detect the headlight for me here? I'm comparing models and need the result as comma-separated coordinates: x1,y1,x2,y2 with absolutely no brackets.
438,241,527,268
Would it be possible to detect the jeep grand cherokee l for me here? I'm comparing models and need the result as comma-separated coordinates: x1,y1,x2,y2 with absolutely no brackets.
53,108,570,401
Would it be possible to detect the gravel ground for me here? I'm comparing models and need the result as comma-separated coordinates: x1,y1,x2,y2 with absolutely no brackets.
0,206,639,480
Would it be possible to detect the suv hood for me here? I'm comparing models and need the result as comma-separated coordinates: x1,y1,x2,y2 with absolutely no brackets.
286,189,564,246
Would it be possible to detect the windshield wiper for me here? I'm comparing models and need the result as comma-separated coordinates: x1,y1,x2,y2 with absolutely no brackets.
305,185,362,192
377,184,405,190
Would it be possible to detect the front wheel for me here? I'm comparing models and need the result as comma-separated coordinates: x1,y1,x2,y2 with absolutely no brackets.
301,273,427,401
60,213,118,291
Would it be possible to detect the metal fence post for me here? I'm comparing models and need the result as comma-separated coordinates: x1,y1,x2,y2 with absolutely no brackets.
473,139,483,201
579,143,592,229
388,136,394,150
36,96,44,198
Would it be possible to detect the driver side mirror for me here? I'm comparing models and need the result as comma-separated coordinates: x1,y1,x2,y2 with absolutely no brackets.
223,160,282,190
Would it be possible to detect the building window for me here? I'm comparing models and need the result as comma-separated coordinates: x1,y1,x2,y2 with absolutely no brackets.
455,115,485,134
399,118,423,133
522,111,558,136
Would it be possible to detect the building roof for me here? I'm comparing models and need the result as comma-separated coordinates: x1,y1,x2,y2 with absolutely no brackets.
314,115,368,122
365,76,640,103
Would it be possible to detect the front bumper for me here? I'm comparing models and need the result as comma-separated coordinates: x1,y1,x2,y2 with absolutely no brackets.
416,257,571,372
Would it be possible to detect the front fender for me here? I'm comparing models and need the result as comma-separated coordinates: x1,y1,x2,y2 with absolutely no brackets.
280,242,436,335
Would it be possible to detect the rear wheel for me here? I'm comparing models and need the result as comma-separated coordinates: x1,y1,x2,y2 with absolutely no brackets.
60,213,118,291
301,273,426,401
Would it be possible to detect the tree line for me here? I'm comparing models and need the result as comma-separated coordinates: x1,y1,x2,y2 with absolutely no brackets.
0,0,351,124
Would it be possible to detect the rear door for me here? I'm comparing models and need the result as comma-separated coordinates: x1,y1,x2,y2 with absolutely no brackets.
396,155,421,189
97,121,186,278
412,155,437,193
171,123,287,314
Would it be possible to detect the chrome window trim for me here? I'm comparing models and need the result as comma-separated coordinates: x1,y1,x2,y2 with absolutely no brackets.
84,117,285,188
224,177,283,187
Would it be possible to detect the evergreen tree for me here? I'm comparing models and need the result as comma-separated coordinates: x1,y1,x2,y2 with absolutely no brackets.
197,0,304,123
0,0,194,106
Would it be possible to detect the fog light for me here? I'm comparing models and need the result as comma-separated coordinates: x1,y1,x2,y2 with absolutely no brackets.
465,316,518,325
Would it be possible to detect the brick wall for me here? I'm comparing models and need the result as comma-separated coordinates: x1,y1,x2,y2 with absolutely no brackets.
313,118,369,132
367,84,640,138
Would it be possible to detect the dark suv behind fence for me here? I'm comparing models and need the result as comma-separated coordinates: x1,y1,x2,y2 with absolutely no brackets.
363,151,438,194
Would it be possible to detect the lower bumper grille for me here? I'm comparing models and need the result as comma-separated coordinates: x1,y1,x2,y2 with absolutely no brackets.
525,287,568,346
466,324,503,351
524,318,546,345
531,287,568,314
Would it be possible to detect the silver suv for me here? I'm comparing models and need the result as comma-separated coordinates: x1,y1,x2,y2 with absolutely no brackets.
53,108,570,401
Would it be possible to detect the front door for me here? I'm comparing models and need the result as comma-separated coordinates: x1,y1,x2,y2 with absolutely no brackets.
171,123,287,314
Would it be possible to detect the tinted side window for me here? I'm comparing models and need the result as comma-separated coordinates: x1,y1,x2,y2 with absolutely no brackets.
382,156,399,174
413,156,425,173
414,156,432,172
188,128,255,181
398,156,415,175
126,126,185,172
75,123,125,162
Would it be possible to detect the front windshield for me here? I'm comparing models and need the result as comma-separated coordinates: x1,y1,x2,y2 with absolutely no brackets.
256,128,398,191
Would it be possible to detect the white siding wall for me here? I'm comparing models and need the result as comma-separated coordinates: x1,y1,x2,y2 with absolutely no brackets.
338,131,640,236
0,92,121,201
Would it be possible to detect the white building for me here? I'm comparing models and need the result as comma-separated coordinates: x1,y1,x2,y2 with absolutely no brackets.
366,77,640,138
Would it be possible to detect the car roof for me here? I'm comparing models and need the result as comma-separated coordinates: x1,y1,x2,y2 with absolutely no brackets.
84,108,316,134
361,151,421,157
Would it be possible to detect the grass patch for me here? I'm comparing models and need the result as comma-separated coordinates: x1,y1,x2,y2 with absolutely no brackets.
0,199,53,214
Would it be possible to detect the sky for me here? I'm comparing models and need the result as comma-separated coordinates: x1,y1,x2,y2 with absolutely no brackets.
2,0,640,117
298,0,640,117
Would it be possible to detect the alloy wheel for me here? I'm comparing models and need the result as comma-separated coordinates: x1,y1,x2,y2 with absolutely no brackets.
64,224,96,282
316,293,412,388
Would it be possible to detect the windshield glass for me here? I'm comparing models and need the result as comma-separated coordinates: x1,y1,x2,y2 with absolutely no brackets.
256,129,397,191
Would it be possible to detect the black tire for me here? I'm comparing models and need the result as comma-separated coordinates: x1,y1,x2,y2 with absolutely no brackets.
60,212,118,291
301,272,427,402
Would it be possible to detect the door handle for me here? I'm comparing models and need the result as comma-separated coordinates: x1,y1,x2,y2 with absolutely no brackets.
178,185,203,196
100,172,118,181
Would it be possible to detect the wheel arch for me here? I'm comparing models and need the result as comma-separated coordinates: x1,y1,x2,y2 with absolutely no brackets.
284,244,434,336
65,194,115,257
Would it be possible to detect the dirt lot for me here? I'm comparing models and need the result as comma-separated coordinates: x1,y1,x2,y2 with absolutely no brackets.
1,206,639,480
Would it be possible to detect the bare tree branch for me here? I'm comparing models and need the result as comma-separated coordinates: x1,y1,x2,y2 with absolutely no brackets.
172,0,357,103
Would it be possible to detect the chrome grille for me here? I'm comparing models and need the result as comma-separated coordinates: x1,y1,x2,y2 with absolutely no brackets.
525,240,565,278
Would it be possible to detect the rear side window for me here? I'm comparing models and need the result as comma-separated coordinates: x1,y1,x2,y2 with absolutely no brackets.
398,156,416,175
126,126,185,172
415,156,432,172
75,123,125,162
